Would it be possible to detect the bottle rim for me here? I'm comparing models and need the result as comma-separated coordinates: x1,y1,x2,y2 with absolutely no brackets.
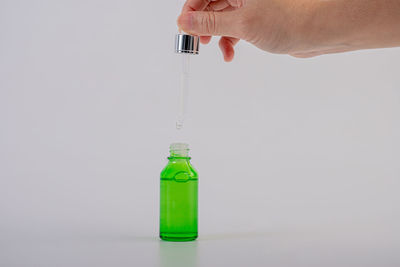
169,143,189,157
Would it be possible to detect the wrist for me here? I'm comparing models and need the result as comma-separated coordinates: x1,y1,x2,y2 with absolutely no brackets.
285,0,335,55
291,0,400,56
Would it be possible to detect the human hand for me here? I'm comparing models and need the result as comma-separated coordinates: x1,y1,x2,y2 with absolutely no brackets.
177,0,313,61
177,0,400,61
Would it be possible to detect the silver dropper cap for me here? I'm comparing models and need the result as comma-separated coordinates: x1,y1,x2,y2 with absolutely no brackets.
175,34,199,55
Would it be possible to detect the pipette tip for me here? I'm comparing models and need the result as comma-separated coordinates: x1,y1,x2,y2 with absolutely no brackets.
176,121,183,130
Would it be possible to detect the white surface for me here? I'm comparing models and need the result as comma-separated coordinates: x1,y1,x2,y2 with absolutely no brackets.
1,224,399,267
0,0,400,266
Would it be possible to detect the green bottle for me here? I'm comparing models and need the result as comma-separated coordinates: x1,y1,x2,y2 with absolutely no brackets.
160,143,198,241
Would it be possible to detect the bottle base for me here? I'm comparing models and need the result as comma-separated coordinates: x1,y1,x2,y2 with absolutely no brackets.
160,232,198,242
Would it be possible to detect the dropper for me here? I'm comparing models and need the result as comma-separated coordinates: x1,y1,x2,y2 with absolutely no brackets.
176,53,190,129
174,33,199,130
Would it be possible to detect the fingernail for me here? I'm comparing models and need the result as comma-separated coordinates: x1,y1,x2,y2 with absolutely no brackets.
177,12,193,31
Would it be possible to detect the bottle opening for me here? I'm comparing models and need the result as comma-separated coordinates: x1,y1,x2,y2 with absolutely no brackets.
170,143,189,157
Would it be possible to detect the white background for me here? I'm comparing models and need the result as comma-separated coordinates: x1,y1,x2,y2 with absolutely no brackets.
1,0,399,266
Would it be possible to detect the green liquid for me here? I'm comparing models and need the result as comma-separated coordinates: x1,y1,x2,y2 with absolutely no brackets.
160,157,198,242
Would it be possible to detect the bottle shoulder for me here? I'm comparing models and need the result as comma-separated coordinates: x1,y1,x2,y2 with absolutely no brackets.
161,159,198,179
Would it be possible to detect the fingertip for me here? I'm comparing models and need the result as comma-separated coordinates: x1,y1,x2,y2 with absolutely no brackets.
177,12,193,32
224,50,234,62
200,36,212,44
219,38,235,62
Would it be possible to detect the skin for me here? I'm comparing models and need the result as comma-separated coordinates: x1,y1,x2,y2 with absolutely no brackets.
177,0,400,61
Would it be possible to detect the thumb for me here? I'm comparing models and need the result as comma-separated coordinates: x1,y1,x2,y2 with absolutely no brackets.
177,11,242,38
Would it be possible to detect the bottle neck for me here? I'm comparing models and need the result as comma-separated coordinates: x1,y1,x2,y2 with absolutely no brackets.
169,143,190,159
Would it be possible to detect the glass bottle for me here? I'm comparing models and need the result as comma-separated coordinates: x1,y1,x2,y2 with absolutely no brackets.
160,143,198,241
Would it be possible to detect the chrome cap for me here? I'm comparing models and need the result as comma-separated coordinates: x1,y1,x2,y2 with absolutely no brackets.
175,34,199,55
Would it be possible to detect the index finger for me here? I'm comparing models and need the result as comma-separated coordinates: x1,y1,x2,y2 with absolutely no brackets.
182,0,214,12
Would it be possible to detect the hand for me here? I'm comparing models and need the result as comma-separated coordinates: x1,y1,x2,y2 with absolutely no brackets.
177,0,400,61
178,0,304,61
